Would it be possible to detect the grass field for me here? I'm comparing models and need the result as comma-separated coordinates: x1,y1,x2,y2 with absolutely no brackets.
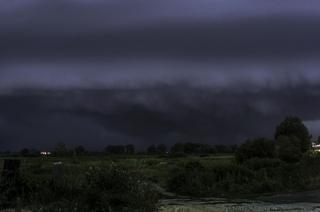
2,152,320,211
0,154,236,211
0,154,234,189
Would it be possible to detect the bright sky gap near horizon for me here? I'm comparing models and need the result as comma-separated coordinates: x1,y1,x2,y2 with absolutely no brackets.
1,0,320,150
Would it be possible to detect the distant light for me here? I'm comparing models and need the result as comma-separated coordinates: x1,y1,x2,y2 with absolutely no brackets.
312,143,320,152
40,151,51,155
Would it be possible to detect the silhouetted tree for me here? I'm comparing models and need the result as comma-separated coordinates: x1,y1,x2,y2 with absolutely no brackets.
230,144,238,153
20,148,39,157
275,116,311,153
204,145,217,154
236,138,276,163
208,145,218,154
147,145,157,154
105,145,126,154
166,142,237,155
20,148,29,157
184,143,200,154
125,144,135,154
214,145,231,153
276,136,302,163
54,142,68,156
156,144,167,154
171,143,185,153
75,145,87,156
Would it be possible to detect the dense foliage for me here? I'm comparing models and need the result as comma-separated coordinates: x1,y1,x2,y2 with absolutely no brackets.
168,153,320,197
235,138,276,163
170,143,237,155
0,116,319,210
276,136,302,163
0,164,159,212
274,116,311,153
167,117,318,197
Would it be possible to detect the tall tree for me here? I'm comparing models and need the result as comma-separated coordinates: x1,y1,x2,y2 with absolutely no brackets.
276,136,302,163
275,116,311,153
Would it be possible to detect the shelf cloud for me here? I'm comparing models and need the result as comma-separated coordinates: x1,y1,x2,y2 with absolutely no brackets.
1,0,320,149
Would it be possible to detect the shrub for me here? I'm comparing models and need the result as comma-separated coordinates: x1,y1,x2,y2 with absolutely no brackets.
243,158,283,170
81,165,159,211
275,116,311,153
276,136,302,163
167,161,212,196
301,151,320,165
1,165,159,212
168,161,257,196
235,138,275,163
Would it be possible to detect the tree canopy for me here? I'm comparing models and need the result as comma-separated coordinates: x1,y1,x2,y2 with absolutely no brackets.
275,116,311,153
276,135,302,163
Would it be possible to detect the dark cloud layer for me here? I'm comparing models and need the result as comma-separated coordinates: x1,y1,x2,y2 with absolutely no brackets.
1,84,320,150
1,0,320,149
2,1,320,61
2,16,320,61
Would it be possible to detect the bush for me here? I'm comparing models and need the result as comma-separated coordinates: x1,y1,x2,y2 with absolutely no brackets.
167,158,317,197
1,165,159,212
275,116,311,153
235,138,276,163
276,136,302,163
0,177,25,208
167,161,212,196
167,161,262,196
168,152,187,158
301,151,320,165
81,165,159,211
243,158,283,170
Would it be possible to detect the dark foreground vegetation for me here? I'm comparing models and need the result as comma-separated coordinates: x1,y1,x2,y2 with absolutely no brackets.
168,116,319,197
0,163,158,212
1,116,320,211
168,152,320,197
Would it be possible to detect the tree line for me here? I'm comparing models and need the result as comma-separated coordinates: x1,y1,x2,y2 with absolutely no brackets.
236,116,311,163
167,116,319,197
3,142,238,157
1,116,310,159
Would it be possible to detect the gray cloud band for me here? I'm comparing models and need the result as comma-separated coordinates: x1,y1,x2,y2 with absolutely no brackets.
1,0,320,149
1,16,320,61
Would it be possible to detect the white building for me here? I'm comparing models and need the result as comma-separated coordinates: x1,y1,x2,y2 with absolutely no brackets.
312,143,320,152
40,151,52,156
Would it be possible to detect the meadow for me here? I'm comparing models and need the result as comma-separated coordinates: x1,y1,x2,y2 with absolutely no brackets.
0,117,319,211
0,153,234,195
1,150,320,211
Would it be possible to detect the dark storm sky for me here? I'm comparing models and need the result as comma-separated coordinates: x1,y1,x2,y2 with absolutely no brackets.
1,0,320,150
